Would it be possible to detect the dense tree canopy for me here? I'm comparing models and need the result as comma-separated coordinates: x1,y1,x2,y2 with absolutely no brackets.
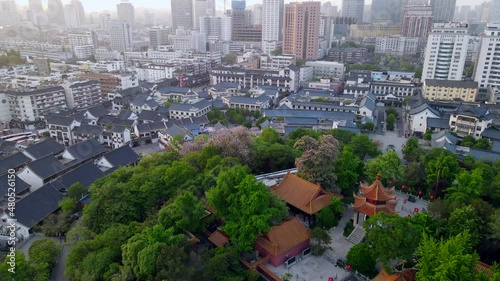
346,243,376,276
364,213,421,266
417,232,479,281
295,134,341,191
364,151,404,183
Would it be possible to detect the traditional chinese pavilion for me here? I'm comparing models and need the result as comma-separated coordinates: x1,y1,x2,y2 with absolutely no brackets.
353,174,398,225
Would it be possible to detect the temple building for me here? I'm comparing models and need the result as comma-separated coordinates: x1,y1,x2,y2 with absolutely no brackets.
271,171,340,225
353,174,398,225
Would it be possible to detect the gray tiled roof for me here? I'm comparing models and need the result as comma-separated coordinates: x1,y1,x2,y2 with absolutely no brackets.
169,99,212,111
15,183,64,228
55,162,105,190
482,128,500,141
0,153,31,175
427,117,449,129
26,155,66,180
64,138,107,162
425,79,478,89
72,124,104,136
410,103,440,117
46,115,75,127
0,174,30,196
24,138,65,159
86,105,109,118
101,146,140,167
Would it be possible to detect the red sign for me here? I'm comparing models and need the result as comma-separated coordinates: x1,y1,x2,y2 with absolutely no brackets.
418,190,422,195
414,208,419,213
329,278,334,281
347,264,351,271
402,185,405,189
430,195,434,200
389,180,392,184
404,199,407,204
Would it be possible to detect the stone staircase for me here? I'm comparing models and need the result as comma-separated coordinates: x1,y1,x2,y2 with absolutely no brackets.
346,225,365,244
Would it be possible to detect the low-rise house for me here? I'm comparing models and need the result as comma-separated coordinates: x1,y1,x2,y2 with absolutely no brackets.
102,125,131,149
46,115,81,146
134,122,168,141
6,183,64,239
0,174,30,209
169,99,212,119
358,92,376,118
61,138,107,165
82,105,110,121
137,110,167,123
72,124,105,143
96,145,140,173
222,96,272,112
17,155,67,191
449,104,494,138
129,94,159,113
482,128,500,142
409,102,441,136
159,124,194,147
207,82,241,98
156,87,198,102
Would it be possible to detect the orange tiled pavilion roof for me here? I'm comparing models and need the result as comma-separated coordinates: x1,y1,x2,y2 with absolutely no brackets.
353,174,398,216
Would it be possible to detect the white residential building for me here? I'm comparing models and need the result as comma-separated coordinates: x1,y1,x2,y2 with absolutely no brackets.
422,22,469,81
169,100,212,119
200,16,232,42
109,20,133,51
491,0,500,23
375,36,421,57
262,0,284,54
136,63,175,81
63,80,103,109
46,115,81,146
99,13,111,31
69,31,98,49
149,27,170,50
409,103,441,135
260,55,296,70
64,3,81,28
304,61,345,80
173,29,207,52
449,104,494,138
73,45,94,59
474,24,500,90
7,87,67,122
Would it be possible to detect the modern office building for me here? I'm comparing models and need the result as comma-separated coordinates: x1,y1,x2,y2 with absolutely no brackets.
171,0,193,31
370,0,407,24
117,1,135,26
200,16,232,42
491,0,500,23
422,23,469,81
474,24,500,90
64,4,81,28
430,0,456,23
47,0,65,25
149,27,170,50
0,0,20,26
401,0,433,37
262,0,284,54
342,0,365,23
194,0,216,28
283,1,321,60
109,21,133,51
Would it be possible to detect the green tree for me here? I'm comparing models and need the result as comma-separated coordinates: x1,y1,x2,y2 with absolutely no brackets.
28,238,61,271
295,135,341,191
364,151,404,183
59,197,77,215
222,53,237,65
0,251,34,281
154,244,194,281
416,232,479,281
423,129,433,141
346,243,376,276
67,182,88,201
335,146,364,196
202,248,247,281
364,213,421,267
158,191,206,234
258,128,280,144
402,137,423,162
310,227,332,256
474,138,492,150
462,135,476,147
348,134,381,159
206,166,287,251
445,168,483,205
66,224,96,244
361,122,375,131
425,152,460,196
386,114,396,131
445,206,481,247
331,128,357,145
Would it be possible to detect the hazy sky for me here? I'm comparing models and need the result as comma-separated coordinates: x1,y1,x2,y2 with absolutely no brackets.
15,0,485,12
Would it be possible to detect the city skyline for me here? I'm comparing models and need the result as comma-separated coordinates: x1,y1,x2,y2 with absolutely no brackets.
14,0,485,12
